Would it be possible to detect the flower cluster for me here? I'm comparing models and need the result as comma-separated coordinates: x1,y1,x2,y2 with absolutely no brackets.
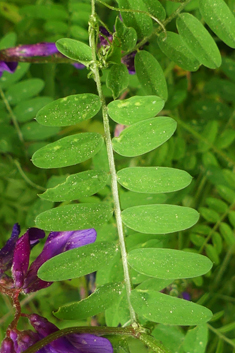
0,224,97,293
0,42,85,77
1,313,113,353
0,224,113,353
99,27,136,74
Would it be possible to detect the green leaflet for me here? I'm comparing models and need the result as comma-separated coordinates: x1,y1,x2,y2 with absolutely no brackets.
116,0,153,38
199,0,235,49
177,13,221,69
56,38,92,66
106,63,129,99
5,79,44,105
54,282,125,320
135,50,168,101
36,93,101,126
38,241,118,281
121,204,199,234
14,97,53,123
136,278,173,292
142,0,166,21
131,290,213,325
112,117,176,157
117,167,192,193
128,248,212,279
157,31,200,72
32,132,103,168
183,324,208,353
107,95,164,125
21,122,60,141
39,170,109,201
35,202,113,231
115,17,137,52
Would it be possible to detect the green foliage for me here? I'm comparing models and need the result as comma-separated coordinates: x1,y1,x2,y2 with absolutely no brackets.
1,0,235,352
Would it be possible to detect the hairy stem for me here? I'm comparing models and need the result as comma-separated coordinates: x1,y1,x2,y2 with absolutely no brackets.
89,0,137,324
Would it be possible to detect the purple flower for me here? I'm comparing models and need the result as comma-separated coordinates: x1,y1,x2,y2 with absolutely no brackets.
182,291,191,301
0,224,20,278
99,26,136,74
121,52,136,75
0,61,18,77
0,224,97,293
5,43,58,57
0,42,85,78
2,314,113,353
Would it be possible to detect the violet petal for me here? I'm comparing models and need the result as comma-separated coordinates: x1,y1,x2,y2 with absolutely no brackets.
28,314,78,353
12,228,44,288
6,43,58,57
0,62,18,77
11,232,30,288
121,52,136,75
23,229,96,293
67,333,113,353
72,63,85,69
0,224,20,278
0,337,16,353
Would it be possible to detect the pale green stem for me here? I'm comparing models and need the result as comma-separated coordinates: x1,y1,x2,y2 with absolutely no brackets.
89,0,137,324
0,87,24,143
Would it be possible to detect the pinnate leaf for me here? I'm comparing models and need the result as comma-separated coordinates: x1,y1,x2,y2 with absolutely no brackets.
107,95,164,125
116,0,153,38
121,204,199,234
131,290,213,325
32,132,103,168
199,0,235,49
112,117,176,157
36,94,101,126
40,170,109,201
54,282,125,320
128,248,212,279
157,31,200,72
117,167,192,193
38,241,118,281
135,51,168,101
35,202,113,231
56,38,92,65
177,13,221,69
106,64,129,99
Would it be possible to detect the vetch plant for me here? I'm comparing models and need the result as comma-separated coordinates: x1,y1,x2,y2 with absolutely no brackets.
1,0,235,352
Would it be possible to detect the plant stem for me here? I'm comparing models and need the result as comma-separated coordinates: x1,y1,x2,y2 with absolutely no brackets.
89,0,137,325
0,87,24,143
13,159,46,192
